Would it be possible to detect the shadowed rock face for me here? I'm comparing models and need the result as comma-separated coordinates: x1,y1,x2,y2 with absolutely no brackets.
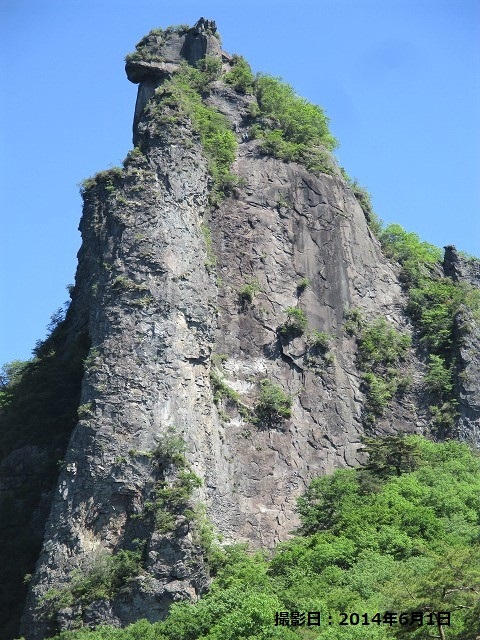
444,247,480,446
19,18,479,640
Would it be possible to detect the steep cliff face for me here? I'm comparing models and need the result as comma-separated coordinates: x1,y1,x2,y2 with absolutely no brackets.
16,19,479,639
444,246,480,446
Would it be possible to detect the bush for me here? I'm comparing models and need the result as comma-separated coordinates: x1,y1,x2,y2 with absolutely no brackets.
152,427,188,468
73,546,144,604
196,55,222,86
238,279,260,304
351,180,374,219
154,471,202,511
351,316,411,425
224,55,255,94
380,224,442,285
254,75,337,150
309,330,330,351
79,167,123,196
278,307,308,339
429,401,459,438
248,74,337,173
255,379,292,425
147,469,202,533
210,369,241,406
342,176,383,235
147,429,202,532
407,278,461,355
344,307,363,336
361,373,396,422
296,277,310,293
40,544,145,617
425,354,453,398
357,318,411,371
304,331,334,372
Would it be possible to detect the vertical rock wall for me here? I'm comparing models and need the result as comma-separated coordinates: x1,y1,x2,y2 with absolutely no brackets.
21,99,223,637
203,133,420,547
444,246,480,446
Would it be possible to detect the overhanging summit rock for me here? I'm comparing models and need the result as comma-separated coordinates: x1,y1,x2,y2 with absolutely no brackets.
126,18,222,142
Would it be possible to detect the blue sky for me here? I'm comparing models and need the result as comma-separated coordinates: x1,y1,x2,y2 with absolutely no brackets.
1,0,479,365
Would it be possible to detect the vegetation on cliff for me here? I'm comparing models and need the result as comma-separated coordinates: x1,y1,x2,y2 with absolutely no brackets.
46,436,480,640
379,224,480,436
0,309,89,639
345,314,412,427
140,50,338,202
249,74,337,172
124,25,191,65
145,58,239,206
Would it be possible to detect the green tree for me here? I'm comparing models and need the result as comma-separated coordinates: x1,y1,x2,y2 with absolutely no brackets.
380,224,442,285
278,307,308,339
297,469,360,534
386,544,480,639
0,360,28,408
424,354,453,398
255,379,292,425
47,437,480,640
360,436,422,479
357,319,411,371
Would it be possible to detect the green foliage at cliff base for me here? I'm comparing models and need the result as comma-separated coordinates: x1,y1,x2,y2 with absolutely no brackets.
48,436,480,640
40,546,145,616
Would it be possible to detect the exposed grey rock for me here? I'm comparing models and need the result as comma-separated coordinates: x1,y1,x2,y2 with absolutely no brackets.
183,18,220,66
453,306,480,446
444,244,480,287
82,600,120,628
126,18,222,143
56,605,84,631
442,246,480,447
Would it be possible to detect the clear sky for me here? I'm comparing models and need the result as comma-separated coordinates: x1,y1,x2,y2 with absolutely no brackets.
1,0,479,365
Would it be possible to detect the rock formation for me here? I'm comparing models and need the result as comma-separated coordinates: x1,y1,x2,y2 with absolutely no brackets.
444,246,480,446
2,18,476,639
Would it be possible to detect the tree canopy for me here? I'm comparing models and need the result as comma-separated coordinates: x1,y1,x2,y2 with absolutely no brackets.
48,436,480,640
